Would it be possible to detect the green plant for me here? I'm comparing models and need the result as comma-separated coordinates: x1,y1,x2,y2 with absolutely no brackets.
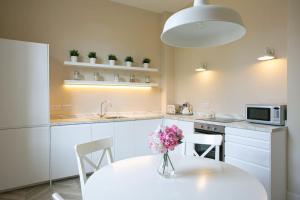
108,54,117,61
125,56,134,62
143,58,151,64
70,49,79,57
88,52,97,58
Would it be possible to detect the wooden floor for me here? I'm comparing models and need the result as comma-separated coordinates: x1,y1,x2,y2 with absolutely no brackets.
0,178,82,200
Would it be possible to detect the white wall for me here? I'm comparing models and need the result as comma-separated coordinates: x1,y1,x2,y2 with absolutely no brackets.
287,0,300,199
173,0,288,116
0,0,163,116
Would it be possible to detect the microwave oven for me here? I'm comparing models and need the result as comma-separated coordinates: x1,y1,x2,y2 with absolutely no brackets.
246,104,287,126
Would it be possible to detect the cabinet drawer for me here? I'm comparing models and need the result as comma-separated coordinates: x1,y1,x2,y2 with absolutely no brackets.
225,141,270,168
225,156,270,198
225,134,270,150
225,127,270,141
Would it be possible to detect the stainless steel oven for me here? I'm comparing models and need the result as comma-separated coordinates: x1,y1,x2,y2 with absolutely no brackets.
194,122,225,161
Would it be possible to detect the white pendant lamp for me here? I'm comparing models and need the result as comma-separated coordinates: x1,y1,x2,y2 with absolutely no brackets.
161,0,247,48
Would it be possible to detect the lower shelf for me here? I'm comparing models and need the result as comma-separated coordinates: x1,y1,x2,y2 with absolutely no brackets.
64,80,159,88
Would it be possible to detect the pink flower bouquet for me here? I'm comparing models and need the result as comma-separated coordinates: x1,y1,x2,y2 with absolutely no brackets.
149,125,184,177
149,125,184,154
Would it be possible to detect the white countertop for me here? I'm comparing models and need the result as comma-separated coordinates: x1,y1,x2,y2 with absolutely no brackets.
165,114,287,133
51,113,287,133
50,113,164,126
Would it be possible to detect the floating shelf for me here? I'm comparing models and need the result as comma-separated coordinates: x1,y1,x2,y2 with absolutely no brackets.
64,61,159,73
64,80,159,88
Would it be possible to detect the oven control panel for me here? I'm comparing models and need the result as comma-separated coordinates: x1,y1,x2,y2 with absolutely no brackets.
194,122,225,133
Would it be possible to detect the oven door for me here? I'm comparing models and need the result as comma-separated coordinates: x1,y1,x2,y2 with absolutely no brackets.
193,131,224,161
246,106,272,123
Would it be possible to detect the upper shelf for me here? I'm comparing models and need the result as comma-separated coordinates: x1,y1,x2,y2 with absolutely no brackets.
64,61,159,73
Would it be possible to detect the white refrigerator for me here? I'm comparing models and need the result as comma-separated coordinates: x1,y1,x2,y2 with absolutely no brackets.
0,38,50,191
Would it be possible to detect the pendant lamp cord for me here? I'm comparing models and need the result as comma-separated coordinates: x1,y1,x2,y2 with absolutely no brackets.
194,0,208,6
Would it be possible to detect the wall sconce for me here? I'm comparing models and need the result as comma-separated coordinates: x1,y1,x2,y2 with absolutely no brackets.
257,47,276,61
195,64,208,72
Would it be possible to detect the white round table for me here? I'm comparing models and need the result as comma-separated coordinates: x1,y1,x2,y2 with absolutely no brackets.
84,155,267,200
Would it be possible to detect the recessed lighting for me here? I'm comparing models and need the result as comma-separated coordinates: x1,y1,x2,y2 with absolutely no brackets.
257,48,276,61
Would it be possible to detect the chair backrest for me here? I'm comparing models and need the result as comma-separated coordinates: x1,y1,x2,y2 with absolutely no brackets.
183,134,223,161
74,137,114,199
52,193,64,200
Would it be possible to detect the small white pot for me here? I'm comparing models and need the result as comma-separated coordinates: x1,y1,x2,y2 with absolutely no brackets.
109,60,116,66
143,63,149,68
126,61,132,67
71,56,78,62
89,58,96,64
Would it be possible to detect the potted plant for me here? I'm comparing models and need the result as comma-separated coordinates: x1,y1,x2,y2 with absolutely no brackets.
143,58,151,68
125,56,134,67
108,54,117,66
70,49,79,62
88,52,97,64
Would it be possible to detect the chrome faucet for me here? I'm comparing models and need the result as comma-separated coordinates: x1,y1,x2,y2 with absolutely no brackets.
99,100,112,118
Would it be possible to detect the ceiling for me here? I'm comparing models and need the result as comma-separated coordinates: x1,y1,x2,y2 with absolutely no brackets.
110,0,193,13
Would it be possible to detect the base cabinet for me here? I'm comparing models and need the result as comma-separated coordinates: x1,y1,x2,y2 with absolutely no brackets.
225,127,287,200
114,119,162,161
91,123,114,167
114,121,136,161
132,119,162,157
51,119,162,180
0,127,50,191
51,124,91,180
163,119,194,156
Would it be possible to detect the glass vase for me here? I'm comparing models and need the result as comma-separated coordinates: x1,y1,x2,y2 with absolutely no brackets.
157,152,175,178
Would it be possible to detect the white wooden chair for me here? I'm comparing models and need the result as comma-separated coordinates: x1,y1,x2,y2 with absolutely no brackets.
74,137,114,199
52,193,64,200
183,134,223,161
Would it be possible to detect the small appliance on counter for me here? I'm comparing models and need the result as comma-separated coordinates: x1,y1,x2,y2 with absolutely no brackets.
181,102,193,115
166,102,193,115
246,104,287,126
166,104,180,115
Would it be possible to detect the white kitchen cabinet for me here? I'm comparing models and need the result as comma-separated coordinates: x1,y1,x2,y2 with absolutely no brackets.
178,120,194,156
163,118,194,156
91,122,114,166
0,39,49,129
114,121,135,161
51,124,91,180
114,119,162,161
225,127,287,200
0,127,50,191
132,119,162,157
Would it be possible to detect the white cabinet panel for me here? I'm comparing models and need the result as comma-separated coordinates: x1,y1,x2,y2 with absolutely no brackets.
0,39,49,129
51,124,91,180
163,119,194,156
225,134,270,150
114,119,162,160
225,141,270,168
224,127,287,200
132,119,162,157
225,156,270,197
178,121,194,156
91,123,114,167
0,127,50,191
226,127,270,141
114,121,135,161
